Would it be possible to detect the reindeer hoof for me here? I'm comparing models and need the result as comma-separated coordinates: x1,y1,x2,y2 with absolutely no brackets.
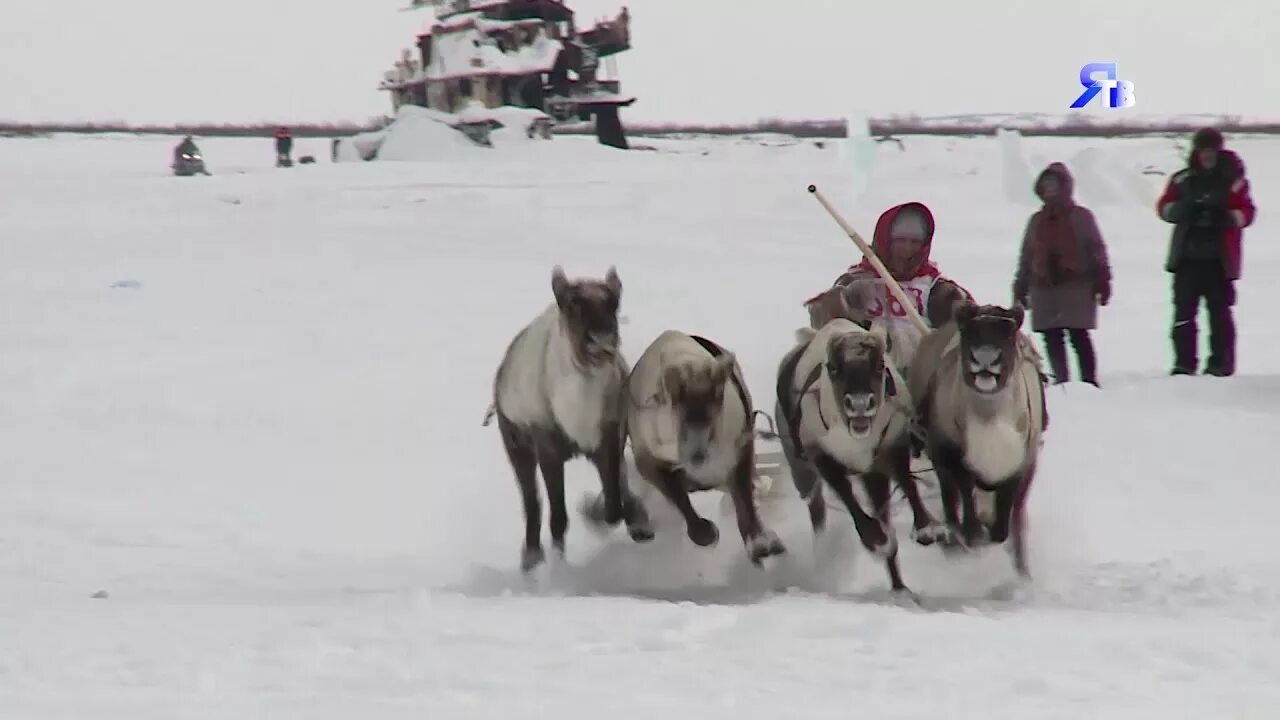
957,519,989,548
856,521,896,559
626,514,655,544
935,524,970,552
987,522,1011,544
890,586,922,606
621,496,654,542
578,492,613,529
746,529,787,565
911,521,948,547
521,544,546,572
688,517,719,547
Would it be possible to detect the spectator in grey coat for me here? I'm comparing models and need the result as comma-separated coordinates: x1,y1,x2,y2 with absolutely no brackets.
1012,162,1113,386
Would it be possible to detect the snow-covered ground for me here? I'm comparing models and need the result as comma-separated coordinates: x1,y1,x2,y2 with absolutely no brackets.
2,130,1279,718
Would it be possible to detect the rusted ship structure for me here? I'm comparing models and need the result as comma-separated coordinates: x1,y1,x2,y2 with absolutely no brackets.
379,0,635,148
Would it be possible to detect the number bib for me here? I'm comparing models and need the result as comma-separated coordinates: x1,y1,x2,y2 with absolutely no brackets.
861,274,938,327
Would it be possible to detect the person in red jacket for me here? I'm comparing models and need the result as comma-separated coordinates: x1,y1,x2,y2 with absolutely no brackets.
1156,128,1256,376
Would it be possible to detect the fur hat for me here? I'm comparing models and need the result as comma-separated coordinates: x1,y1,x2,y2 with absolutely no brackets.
1193,127,1224,150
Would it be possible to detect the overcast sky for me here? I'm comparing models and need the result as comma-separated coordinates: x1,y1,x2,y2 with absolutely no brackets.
1,0,1276,125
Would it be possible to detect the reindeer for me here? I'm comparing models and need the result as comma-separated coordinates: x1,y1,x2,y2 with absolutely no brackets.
907,302,1048,578
485,265,653,572
625,330,786,565
773,316,941,593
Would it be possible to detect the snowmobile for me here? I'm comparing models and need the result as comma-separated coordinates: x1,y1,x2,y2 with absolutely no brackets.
172,152,209,176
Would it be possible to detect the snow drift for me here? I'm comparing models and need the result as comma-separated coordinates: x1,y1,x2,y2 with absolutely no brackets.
336,102,557,162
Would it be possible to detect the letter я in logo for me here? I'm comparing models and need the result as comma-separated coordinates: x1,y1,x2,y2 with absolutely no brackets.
1070,62,1135,108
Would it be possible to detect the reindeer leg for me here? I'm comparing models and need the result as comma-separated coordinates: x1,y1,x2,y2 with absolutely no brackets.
939,451,985,550
1010,460,1037,579
955,474,985,549
589,421,626,525
536,438,571,561
929,442,970,550
589,422,653,542
777,408,826,532
788,454,827,533
988,478,1019,545
640,457,718,547
888,441,944,546
814,454,893,558
938,480,961,545
863,470,908,593
498,415,543,571
728,445,786,566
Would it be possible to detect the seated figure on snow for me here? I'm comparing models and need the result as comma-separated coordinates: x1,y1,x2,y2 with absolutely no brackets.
173,135,199,160
803,201,973,374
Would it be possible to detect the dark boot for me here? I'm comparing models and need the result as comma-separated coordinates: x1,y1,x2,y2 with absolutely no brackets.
1041,329,1069,384
1171,318,1199,374
1068,329,1098,386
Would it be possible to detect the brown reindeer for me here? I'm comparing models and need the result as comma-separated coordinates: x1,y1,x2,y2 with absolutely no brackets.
773,316,937,594
485,265,653,572
625,330,786,565
908,303,1048,578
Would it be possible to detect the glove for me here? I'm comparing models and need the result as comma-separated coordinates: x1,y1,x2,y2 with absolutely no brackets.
1095,276,1111,306
1160,201,1187,223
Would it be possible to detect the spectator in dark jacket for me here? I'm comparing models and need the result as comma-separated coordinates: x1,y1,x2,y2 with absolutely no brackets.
1156,127,1256,376
1013,162,1112,386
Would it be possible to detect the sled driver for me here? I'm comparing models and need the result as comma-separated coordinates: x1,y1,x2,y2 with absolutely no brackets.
803,201,973,373
173,135,200,161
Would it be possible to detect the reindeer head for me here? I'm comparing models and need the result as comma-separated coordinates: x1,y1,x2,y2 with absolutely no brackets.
662,353,737,468
552,265,622,368
810,284,875,331
824,326,894,437
955,303,1025,394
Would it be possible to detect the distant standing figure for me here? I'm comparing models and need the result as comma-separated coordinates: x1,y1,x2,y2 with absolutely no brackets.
1012,162,1112,387
1155,127,1256,376
275,127,294,166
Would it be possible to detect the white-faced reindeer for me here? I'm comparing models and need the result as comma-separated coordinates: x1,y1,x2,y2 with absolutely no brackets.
907,302,1048,578
625,330,786,566
485,265,653,572
773,316,942,593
